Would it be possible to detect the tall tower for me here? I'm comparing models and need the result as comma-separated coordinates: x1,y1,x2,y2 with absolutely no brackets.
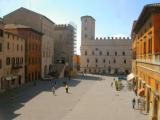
81,16,95,45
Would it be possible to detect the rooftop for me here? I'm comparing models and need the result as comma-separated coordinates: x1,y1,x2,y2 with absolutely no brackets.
81,15,95,21
133,3,160,33
5,24,43,35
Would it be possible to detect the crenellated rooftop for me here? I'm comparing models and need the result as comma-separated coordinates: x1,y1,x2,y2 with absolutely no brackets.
95,37,130,40
54,24,75,30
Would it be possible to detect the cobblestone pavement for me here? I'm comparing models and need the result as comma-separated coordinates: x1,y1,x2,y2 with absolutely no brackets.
0,74,148,120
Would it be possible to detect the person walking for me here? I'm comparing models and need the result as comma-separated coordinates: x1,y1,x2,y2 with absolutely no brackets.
54,81,57,89
137,98,140,109
132,98,136,109
111,81,113,87
52,86,56,95
65,84,69,93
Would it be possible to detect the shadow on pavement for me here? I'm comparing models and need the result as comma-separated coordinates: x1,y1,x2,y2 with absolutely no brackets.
74,74,103,81
0,80,55,120
0,74,102,120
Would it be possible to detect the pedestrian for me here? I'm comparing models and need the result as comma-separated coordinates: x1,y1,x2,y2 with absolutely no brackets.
115,81,118,91
52,86,56,95
54,81,57,89
134,87,137,96
137,98,140,109
111,81,113,87
65,84,69,93
132,98,136,109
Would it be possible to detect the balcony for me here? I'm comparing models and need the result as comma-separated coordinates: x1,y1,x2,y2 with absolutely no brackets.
12,64,23,69
136,53,160,65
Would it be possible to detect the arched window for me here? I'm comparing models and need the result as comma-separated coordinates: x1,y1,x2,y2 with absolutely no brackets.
124,59,126,64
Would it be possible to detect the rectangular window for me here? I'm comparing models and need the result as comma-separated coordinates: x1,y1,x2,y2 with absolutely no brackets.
99,51,102,56
6,57,10,65
87,58,89,63
144,36,146,54
103,59,106,63
85,51,87,56
95,48,99,51
0,59,2,69
115,52,117,56
92,51,94,55
107,52,109,56
0,43,2,52
0,29,3,37
85,34,87,38
148,32,152,53
95,58,98,63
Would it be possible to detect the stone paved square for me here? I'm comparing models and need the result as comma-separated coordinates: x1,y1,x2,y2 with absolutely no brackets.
0,74,148,120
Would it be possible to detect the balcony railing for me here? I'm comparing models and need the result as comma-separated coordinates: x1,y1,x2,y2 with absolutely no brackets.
12,64,23,69
136,53,160,65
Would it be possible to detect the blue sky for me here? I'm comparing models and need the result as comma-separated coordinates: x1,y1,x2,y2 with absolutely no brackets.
0,0,159,54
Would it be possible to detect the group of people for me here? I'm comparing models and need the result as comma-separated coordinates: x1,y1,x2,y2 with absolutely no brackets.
111,78,142,110
132,97,141,109
111,78,120,91
51,80,70,96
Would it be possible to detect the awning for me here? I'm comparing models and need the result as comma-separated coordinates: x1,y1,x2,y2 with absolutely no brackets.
138,88,145,96
127,73,135,81
5,76,12,81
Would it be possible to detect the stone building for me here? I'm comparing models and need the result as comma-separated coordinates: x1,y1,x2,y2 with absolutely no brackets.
0,18,4,92
54,24,76,70
3,7,54,79
80,16,131,75
3,31,25,89
5,24,42,83
131,3,160,120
